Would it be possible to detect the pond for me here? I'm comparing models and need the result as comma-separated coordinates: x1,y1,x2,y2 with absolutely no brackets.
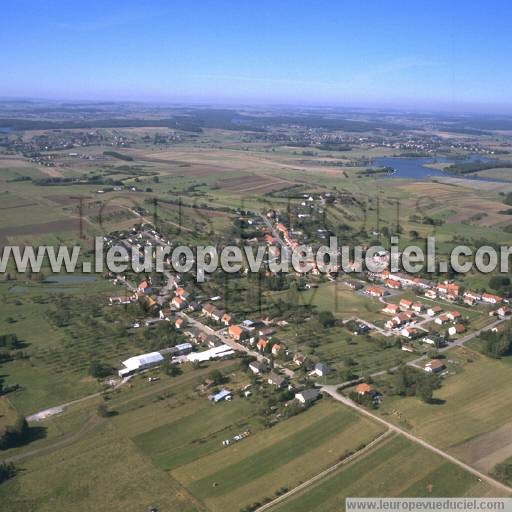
43,274,98,285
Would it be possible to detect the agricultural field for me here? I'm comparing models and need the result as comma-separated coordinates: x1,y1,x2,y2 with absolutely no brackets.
269,435,506,512
376,346,512,472
170,399,384,512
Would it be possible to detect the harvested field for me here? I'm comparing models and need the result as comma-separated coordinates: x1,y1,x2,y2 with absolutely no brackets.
451,422,512,473
0,218,81,246
44,195,93,206
218,174,295,194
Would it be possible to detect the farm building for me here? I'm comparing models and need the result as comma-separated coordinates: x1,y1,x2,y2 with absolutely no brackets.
186,344,235,363
118,351,164,377
208,389,232,403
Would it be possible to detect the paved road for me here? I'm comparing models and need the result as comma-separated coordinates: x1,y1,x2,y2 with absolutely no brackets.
321,384,512,494
260,214,291,260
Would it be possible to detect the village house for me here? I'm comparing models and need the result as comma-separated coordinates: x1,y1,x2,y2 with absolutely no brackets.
422,334,447,347
427,305,442,317
382,303,400,315
267,372,287,388
400,326,418,339
249,361,269,374
312,362,329,377
256,337,269,352
175,317,185,329
345,280,363,291
202,303,216,317
390,311,415,328
448,324,466,336
366,286,386,298
464,291,481,305
221,313,233,326
137,279,151,293
424,289,438,299
411,302,424,313
159,308,173,321
446,311,461,321
175,287,190,300
293,353,305,366
401,343,415,353
271,343,284,356
482,292,503,304
206,334,221,348
188,301,201,312
356,383,373,395
496,306,512,318
400,299,413,310
385,279,401,290
425,359,446,373
228,324,245,341
171,296,186,310
435,314,449,325
211,309,225,322
295,388,320,405
436,282,460,300
464,295,477,306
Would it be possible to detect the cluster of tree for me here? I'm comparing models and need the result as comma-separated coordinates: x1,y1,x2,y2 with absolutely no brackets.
480,327,512,358
445,160,512,175
207,369,227,386
349,391,378,409
103,151,133,161
0,462,16,484
391,365,441,403
0,414,29,450
163,359,182,377
89,362,114,379
318,310,336,328
493,462,512,485
488,275,511,292
0,334,21,350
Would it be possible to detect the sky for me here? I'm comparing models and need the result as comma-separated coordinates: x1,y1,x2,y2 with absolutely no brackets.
1,0,512,111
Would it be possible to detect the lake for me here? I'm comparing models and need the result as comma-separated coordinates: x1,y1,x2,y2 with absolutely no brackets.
372,155,504,181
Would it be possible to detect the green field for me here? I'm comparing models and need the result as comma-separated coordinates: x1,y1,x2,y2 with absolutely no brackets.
171,399,384,512
376,347,512,451
269,435,506,512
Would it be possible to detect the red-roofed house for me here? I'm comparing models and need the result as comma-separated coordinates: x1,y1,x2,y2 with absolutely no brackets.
482,292,503,304
228,325,245,341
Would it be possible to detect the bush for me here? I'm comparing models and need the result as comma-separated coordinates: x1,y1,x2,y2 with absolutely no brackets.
0,414,29,450
0,462,16,484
